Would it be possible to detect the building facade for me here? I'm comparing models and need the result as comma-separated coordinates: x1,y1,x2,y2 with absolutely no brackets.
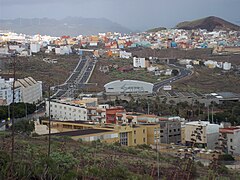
104,80,154,94
0,77,21,105
15,77,42,104
45,100,87,121
219,127,240,155
133,57,146,68
159,120,181,144
184,121,220,149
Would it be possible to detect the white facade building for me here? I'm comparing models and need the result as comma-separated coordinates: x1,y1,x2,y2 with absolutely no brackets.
133,57,146,68
104,80,153,94
223,62,231,71
15,77,42,104
120,51,132,59
0,77,21,105
184,121,220,149
30,43,41,53
55,46,72,55
45,100,87,121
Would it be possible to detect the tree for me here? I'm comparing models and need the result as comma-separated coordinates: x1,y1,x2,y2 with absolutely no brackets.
172,69,179,76
12,119,35,136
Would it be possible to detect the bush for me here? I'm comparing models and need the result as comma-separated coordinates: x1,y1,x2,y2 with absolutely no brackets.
218,154,235,161
12,119,35,135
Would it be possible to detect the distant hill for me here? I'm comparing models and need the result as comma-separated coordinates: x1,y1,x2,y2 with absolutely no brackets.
146,27,166,32
0,17,131,36
175,16,240,31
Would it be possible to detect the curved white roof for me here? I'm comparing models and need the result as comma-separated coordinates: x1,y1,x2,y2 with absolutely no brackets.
104,80,153,87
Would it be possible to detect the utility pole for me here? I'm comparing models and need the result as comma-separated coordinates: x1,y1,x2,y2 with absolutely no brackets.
207,105,210,122
147,102,150,114
25,103,28,119
48,84,51,156
11,53,16,173
157,123,160,180
211,106,214,123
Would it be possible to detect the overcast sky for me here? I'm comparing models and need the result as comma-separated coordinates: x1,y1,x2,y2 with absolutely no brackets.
0,0,239,30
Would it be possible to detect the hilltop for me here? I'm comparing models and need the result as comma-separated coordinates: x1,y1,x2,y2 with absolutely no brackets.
0,17,131,36
146,27,167,32
175,16,240,31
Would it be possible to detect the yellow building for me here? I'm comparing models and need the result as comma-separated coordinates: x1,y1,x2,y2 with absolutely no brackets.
181,126,186,144
41,120,160,146
110,123,160,146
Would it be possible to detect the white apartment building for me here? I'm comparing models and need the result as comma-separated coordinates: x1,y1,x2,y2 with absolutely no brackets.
120,51,132,59
15,77,42,104
46,100,87,121
30,43,41,53
87,105,108,123
184,121,220,149
220,127,240,155
0,77,21,105
133,57,146,68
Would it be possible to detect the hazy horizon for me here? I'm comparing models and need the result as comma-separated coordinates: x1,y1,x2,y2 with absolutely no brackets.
0,0,240,31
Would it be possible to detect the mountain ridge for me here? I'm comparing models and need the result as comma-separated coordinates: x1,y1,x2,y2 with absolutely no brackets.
175,16,240,31
0,17,131,36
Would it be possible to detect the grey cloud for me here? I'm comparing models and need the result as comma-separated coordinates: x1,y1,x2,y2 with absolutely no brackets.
0,0,239,31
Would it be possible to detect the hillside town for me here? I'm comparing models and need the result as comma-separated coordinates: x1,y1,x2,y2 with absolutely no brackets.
1,19,240,179
0,28,240,57
0,28,240,157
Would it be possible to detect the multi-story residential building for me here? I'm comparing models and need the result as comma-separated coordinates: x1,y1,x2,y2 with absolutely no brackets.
184,121,220,149
106,106,125,124
45,100,87,121
15,77,42,104
41,120,160,146
0,77,21,105
133,57,146,68
219,127,240,155
116,124,160,146
159,120,181,144
86,105,107,123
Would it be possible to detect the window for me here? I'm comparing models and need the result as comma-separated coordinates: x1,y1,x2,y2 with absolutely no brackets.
143,129,145,134
174,129,176,132
160,130,163,133
230,139,233,142
134,139,136,144
143,138,146,142
134,130,136,135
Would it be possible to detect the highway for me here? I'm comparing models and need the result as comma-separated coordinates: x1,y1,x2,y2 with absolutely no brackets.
153,64,192,92
52,56,96,98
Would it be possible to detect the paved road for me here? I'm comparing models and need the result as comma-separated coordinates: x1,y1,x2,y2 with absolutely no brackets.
52,56,96,98
153,64,192,92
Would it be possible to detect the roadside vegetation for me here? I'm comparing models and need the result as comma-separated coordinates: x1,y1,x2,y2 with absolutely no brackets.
0,103,36,120
1,131,239,179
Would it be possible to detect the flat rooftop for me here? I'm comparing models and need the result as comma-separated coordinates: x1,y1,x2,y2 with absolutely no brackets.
50,129,113,137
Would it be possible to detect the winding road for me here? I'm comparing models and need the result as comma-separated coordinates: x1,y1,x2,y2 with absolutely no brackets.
153,64,192,92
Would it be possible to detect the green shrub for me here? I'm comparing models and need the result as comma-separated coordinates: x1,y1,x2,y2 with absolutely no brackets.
218,154,235,161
